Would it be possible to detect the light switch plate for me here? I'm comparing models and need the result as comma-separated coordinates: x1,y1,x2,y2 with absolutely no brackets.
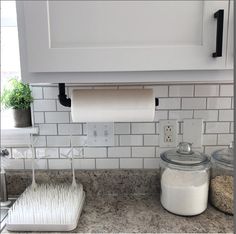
159,120,178,147
87,122,114,146
183,119,203,148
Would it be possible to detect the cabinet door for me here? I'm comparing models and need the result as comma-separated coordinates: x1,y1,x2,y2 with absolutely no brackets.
16,1,229,72
227,0,234,68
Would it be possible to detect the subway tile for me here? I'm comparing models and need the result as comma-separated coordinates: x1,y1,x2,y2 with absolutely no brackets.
120,135,143,146
205,122,230,134
74,159,95,169
108,147,131,158
84,147,107,158
36,148,59,158
219,110,233,121
58,123,82,135
82,123,88,135
25,159,48,170
195,85,219,97
169,110,193,120
71,136,87,146
131,123,155,134
59,148,73,158
144,158,160,169
169,85,194,97
48,159,71,169
132,147,155,157
202,135,217,145
34,136,47,147
31,87,43,99
182,98,206,109
204,146,225,155
34,112,45,123
39,124,57,135
34,100,56,111
146,85,168,97
207,98,231,109
154,110,168,121
43,87,58,99
158,98,181,110
45,112,69,123
144,135,159,146
218,134,233,145
220,85,233,96
194,110,218,121
96,159,119,169
114,123,130,134
4,159,24,170
230,122,234,133
120,158,143,169
56,100,71,111
12,148,32,159
47,136,71,147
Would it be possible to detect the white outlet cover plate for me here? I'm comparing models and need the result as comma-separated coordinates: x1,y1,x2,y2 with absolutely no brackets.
87,122,114,146
183,119,203,148
159,120,178,147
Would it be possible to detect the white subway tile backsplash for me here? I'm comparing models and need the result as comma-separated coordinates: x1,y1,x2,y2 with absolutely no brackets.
169,110,193,120
204,146,226,155
71,136,87,146
144,158,160,169
34,100,56,111
207,98,231,109
58,124,82,135
182,98,206,109
219,110,233,121
194,110,218,121
114,123,130,134
132,147,155,158
57,100,71,112
230,122,234,133
108,147,131,158
195,85,219,97
74,159,95,169
96,159,119,169
169,85,194,97
34,136,47,147
120,158,143,169
154,111,168,121
39,124,57,135
144,135,159,146
131,123,155,134
45,112,70,123
43,87,58,99
147,85,168,97
25,159,48,170
31,87,43,99
84,147,107,158
48,159,71,169
218,134,233,145
205,122,230,134
47,136,71,147
5,159,24,170
34,112,45,123
202,135,217,145
12,148,32,159
120,135,143,146
158,98,181,109
36,148,59,158
220,85,233,96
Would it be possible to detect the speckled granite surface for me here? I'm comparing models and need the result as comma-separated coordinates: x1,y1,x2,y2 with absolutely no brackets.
3,170,234,233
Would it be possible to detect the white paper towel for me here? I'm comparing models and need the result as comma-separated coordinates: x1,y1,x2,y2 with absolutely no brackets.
71,89,155,122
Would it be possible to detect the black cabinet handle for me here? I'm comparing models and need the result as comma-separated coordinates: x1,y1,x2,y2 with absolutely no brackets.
212,9,224,58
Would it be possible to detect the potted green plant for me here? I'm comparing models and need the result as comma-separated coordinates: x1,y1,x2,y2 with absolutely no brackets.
1,78,33,127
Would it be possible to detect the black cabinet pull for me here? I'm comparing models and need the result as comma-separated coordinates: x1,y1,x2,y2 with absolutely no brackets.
212,9,224,58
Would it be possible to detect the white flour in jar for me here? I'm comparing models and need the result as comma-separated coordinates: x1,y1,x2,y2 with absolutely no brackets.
161,168,209,216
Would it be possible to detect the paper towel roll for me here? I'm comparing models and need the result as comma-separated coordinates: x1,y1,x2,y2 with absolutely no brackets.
71,89,155,122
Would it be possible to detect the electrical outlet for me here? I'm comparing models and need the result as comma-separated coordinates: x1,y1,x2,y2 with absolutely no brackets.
159,120,178,147
87,122,114,146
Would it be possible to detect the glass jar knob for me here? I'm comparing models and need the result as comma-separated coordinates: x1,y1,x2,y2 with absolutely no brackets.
177,142,193,155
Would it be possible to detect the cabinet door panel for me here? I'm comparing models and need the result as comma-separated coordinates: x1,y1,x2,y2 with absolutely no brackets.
17,1,229,72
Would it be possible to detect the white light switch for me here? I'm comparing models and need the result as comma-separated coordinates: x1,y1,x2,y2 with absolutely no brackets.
87,122,114,146
183,119,203,148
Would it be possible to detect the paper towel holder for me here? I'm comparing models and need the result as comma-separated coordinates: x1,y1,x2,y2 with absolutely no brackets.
58,83,159,108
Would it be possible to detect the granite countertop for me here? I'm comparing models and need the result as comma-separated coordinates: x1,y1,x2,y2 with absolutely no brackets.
2,170,234,233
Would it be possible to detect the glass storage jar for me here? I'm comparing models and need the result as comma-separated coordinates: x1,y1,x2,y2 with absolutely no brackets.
210,143,234,215
160,142,211,216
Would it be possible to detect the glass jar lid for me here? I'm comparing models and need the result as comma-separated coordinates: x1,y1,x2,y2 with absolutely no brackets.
212,143,234,168
161,142,210,167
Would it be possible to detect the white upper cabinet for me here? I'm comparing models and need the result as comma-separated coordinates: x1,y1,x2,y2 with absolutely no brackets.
227,0,234,68
16,1,232,83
